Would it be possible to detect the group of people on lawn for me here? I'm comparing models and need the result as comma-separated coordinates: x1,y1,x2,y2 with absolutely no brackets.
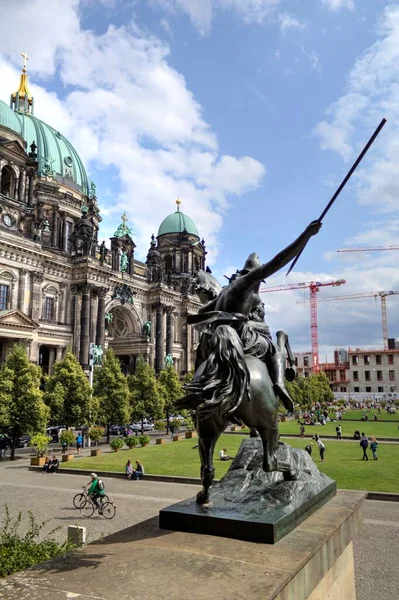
125,459,145,480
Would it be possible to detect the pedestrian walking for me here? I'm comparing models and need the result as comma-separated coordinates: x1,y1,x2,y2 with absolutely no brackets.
370,436,378,460
76,432,83,455
360,433,369,461
336,424,342,440
299,422,305,438
313,434,325,462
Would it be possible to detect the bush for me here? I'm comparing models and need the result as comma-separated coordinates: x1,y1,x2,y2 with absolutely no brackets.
154,420,165,433
110,437,124,452
89,427,104,446
59,430,75,449
124,435,138,449
138,434,150,447
0,506,75,578
30,434,51,458
184,417,195,432
170,418,181,433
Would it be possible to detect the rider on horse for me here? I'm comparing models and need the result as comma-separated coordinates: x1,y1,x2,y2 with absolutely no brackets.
189,220,321,412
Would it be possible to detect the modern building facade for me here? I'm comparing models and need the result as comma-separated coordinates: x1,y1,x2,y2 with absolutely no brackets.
0,60,206,375
294,348,398,399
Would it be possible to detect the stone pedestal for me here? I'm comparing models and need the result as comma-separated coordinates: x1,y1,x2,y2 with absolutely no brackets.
0,491,364,600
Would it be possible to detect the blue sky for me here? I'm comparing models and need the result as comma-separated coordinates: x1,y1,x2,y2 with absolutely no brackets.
0,0,398,357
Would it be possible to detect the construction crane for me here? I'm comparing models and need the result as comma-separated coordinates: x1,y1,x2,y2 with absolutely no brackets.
259,279,346,373
337,245,399,253
301,290,399,350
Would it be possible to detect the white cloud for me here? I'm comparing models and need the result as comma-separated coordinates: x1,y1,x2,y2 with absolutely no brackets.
313,5,399,263
278,13,306,33
321,0,354,12
149,0,305,35
0,0,265,261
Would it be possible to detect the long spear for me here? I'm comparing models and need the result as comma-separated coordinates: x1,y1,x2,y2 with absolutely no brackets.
286,117,387,276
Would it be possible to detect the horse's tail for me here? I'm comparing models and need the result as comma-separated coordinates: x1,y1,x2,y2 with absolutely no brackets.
177,325,250,417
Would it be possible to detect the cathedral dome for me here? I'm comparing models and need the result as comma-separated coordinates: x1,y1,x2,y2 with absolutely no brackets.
0,99,89,196
158,200,199,238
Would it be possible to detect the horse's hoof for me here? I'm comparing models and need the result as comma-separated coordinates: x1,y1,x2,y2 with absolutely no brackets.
196,490,209,505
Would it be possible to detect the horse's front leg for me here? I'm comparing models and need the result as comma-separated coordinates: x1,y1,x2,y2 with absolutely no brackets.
196,417,226,504
258,423,279,472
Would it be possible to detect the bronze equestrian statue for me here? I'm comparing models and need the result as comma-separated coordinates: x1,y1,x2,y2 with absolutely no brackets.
178,221,321,504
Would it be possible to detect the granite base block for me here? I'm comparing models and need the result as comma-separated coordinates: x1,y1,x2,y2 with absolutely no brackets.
160,438,336,543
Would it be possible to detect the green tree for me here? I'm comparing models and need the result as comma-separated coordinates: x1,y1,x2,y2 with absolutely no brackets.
158,365,184,431
127,358,164,426
44,351,94,429
0,343,48,460
93,349,130,442
312,371,334,404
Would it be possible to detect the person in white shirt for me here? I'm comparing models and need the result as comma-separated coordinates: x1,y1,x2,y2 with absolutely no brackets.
219,448,233,461
313,434,325,462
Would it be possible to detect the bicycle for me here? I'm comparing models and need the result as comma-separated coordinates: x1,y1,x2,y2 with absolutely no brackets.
73,485,109,509
79,495,116,520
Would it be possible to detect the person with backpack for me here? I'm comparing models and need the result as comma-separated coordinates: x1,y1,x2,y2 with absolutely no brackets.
370,437,378,460
360,433,369,460
88,473,106,512
76,432,84,455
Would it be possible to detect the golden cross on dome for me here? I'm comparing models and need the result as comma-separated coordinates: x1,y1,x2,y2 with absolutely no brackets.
21,51,29,71
121,212,128,228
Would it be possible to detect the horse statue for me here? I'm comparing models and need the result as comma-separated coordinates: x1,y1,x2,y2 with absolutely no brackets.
178,220,321,504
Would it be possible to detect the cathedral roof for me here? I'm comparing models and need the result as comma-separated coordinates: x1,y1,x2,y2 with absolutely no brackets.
0,99,89,196
158,200,199,238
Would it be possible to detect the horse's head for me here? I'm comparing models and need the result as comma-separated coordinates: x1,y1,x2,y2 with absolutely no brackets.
192,270,223,304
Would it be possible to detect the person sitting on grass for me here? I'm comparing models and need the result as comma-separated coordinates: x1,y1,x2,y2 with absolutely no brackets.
219,448,234,461
125,459,133,479
133,460,144,480
88,473,106,512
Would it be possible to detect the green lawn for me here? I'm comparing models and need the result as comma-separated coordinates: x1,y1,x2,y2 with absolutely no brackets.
279,418,399,439
340,409,398,421
62,434,399,493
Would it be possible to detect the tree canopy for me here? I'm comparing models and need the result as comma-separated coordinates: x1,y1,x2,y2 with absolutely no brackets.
44,351,94,428
93,349,130,441
127,358,164,423
0,343,48,459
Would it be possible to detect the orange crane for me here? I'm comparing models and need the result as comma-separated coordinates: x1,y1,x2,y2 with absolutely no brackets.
337,245,399,252
259,279,346,373
304,290,399,349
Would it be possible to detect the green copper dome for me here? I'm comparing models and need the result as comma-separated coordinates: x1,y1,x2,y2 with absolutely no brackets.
0,99,89,196
158,204,199,238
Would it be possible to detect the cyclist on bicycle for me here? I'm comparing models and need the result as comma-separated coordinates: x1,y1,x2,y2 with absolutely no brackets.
88,473,106,513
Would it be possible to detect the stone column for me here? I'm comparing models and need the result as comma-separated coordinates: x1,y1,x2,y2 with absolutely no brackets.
18,168,25,202
30,272,43,321
155,303,164,373
79,284,91,368
58,283,67,323
48,347,56,375
55,346,63,362
90,289,98,344
17,269,28,313
51,207,59,247
95,287,107,350
27,170,34,207
166,308,175,357
71,285,82,358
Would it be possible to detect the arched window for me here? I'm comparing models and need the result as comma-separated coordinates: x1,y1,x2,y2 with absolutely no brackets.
0,271,15,310
1,166,15,198
164,255,173,273
42,286,58,322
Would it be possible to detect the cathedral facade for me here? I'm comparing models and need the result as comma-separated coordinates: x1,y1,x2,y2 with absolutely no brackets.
0,59,205,375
